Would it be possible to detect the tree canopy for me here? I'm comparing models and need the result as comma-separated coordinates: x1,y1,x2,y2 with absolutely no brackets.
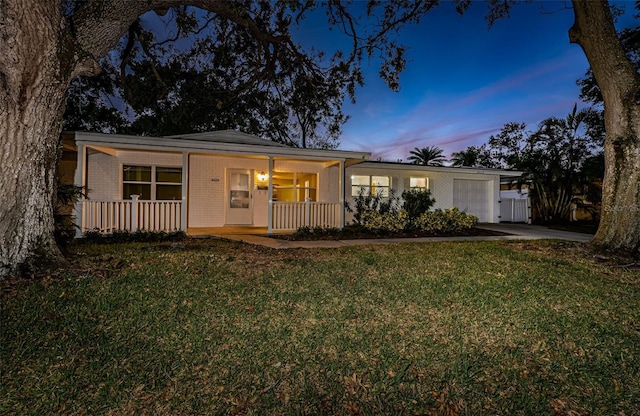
63,7,357,148
449,145,496,168
485,105,604,223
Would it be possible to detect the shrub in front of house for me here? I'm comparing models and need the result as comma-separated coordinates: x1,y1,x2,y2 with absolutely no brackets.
82,229,186,244
347,187,477,236
54,184,87,252
347,187,403,225
401,188,435,222
415,207,478,234
360,209,410,233
294,226,342,238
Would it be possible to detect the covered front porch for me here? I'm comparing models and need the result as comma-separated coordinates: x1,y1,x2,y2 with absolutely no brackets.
68,131,369,236
79,198,343,234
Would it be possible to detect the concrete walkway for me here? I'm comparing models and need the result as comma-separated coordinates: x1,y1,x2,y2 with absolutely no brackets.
477,223,593,243
207,223,592,249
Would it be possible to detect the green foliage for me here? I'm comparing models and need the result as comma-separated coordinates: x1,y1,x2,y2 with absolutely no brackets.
360,209,410,233
401,188,435,221
414,207,478,234
346,187,402,225
63,9,350,148
488,105,605,224
62,2,448,149
449,144,498,168
294,226,342,238
347,187,476,235
82,229,186,244
63,70,129,134
348,187,479,235
407,146,446,166
3,240,639,414
54,185,86,252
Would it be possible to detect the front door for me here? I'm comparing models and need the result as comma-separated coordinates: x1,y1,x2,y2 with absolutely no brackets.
226,169,253,225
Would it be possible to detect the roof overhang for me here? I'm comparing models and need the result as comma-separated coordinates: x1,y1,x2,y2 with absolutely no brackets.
66,131,371,164
350,161,523,177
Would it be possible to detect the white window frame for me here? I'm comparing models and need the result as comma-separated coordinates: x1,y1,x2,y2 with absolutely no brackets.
351,175,391,197
273,172,318,202
409,177,429,190
122,164,182,200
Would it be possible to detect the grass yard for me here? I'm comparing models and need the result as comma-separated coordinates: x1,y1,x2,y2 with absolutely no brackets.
1,239,639,415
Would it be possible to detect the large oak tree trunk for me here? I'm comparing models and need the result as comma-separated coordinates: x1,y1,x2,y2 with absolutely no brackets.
570,1,640,255
0,1,72,277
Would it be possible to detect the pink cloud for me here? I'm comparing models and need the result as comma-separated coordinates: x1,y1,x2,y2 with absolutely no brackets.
341,50,588,162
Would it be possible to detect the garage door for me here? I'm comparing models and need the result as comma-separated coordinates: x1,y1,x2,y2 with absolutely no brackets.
453,179,490,223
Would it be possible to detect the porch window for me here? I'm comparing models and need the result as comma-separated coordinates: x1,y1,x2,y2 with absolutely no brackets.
156,167,182,200
351,175,390,197
273,172,317,202
123,165,182,200
410,177,429,190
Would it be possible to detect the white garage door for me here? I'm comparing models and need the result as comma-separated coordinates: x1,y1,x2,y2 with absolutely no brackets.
453,179,490,223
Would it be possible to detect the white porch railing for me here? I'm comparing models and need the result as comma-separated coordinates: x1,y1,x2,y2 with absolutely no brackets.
500,198,530,223
81,196,183,233
271,200,341,231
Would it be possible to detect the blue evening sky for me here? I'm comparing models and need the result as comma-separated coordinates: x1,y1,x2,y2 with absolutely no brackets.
293,1,636,161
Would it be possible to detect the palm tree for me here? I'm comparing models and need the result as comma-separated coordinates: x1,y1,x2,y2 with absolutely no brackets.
407,146,446,166
450,147,480,167
449,145,499,168
526,104,601,223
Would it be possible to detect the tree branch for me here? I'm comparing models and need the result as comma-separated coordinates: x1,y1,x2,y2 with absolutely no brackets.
154,12,217,47
70,0,308,78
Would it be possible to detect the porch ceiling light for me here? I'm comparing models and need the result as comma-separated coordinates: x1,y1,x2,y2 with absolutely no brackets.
257,171,268,182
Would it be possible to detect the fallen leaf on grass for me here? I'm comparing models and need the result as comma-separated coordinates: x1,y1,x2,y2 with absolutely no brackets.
343,373,370,395
345,402,362,415
550,398,582,416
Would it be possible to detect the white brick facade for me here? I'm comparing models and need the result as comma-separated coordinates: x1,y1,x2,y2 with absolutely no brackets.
345,163,502,223
86,150,182,200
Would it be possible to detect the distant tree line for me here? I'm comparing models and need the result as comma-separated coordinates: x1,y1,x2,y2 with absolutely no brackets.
407,103,605,225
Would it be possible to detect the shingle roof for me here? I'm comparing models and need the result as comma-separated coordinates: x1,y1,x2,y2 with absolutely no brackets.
164,130,288,148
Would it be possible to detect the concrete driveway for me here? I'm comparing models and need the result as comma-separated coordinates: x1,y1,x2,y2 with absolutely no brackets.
476,223,593,243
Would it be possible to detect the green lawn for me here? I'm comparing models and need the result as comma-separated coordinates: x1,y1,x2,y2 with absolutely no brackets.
1,239,638,415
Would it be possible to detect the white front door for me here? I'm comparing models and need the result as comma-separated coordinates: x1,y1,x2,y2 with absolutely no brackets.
226,169,253,225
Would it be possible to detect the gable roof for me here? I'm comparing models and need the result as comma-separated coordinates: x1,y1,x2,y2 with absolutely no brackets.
65,130,370,163
164,130,288,148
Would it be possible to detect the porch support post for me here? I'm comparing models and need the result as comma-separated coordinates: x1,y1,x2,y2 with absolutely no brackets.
339,159,345,228
74,142,86,237
130,194,139,231
267,156,274,234
181,152,188,232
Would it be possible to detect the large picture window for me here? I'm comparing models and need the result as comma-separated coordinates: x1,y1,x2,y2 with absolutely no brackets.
123,165,182,200
272,172,317,202
351,175,390,197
